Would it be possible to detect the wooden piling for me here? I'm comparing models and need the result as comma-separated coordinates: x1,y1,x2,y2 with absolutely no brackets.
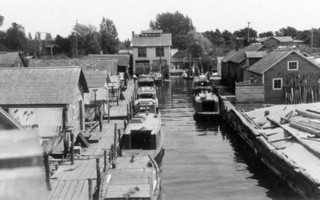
114,123,117,158
96,158,101,186
88,179,93,200
70,133,74,165
108,101,110,122
118,129,121,157
43,152,51,190
104,150,107,172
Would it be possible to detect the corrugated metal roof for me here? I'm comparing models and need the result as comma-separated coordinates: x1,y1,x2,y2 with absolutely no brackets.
245,51,268,58
132,33,172,47
245,50,316,74
83,70,108,88
0,67,89,105
86,54,129,66
222,44,264,63
0,52,21,67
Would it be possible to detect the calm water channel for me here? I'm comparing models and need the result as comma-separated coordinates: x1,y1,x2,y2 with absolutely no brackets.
157,77,302,200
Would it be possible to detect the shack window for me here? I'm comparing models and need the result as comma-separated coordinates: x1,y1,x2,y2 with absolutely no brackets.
273,78,283,90
156,47,164,57
138,48,147,57
288,61,298,71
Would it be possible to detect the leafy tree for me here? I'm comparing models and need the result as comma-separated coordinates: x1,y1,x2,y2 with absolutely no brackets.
276,26,298,38
4,22,27,51
259,31,273,38
100,17,119,54
0,14,3,27
72,22,101,55
202,29,225,47
45,33,52,40
186,31,214,73
123,39,131,49
150,11,195,50
55,35,72,56
28,32,32,40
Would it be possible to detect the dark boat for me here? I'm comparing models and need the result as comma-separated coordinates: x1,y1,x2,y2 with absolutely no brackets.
192,75,221,120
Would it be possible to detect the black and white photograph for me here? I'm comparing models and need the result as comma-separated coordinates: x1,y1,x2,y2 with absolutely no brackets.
1,0,320,199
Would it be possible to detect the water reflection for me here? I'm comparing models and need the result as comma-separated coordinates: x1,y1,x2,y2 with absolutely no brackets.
158,77,301,200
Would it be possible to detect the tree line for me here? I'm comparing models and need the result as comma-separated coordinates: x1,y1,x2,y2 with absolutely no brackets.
0,11,319,60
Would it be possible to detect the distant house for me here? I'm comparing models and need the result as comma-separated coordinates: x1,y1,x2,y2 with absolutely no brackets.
86,54,130,76
83,70,109,120
171,49,200,70
0,52,25,68
221,44,266,86
131,30,172,75
244,50,320,104
0,67,89,154
256,36,293,49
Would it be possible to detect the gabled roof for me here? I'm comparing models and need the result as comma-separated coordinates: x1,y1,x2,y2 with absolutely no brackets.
28,58,118,75
172,50,190,59
247,50,320,74
222,44,264,63
0,107,23,130
86,54,130,66
83,70,108,88
257,36,293,43
245,51,268,58
0,52,22,67
132,33,172,47
0,67,89,105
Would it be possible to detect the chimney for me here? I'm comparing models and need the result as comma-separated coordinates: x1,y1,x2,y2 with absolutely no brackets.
132,31,135,37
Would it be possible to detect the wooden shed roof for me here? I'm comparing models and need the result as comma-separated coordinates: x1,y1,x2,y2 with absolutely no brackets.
0,67,89,105
0,52,21,68
222,44,264,63
86,54,130,66
132,33,172,47
83,70,108,88
28,58,118,75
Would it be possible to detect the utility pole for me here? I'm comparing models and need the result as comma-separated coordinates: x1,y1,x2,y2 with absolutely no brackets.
311,28,314,54
247,22,251,44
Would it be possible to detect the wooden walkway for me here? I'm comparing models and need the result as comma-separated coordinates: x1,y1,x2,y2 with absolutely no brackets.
107,80,135,119
99,156,157,200
49,120,124,200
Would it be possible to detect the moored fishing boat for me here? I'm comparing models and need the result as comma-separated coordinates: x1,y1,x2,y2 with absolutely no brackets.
192,75,221,120
134,86,158,112
137,76,156,88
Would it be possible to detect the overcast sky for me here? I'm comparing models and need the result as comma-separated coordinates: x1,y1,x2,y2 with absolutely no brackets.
1,0,320,40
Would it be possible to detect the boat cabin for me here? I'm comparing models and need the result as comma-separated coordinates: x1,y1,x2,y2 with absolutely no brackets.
192,76,213,95
120,112,161,151
138,77,155,88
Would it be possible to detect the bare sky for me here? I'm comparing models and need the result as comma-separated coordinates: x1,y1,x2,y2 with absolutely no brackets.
1,0,320,41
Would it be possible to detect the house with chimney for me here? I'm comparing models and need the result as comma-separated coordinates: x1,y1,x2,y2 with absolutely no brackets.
131,30,172,75
256,36,294,49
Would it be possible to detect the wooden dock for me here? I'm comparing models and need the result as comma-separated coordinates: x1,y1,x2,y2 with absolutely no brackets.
107,80,136,119
99,156,160,200
49,120,124,200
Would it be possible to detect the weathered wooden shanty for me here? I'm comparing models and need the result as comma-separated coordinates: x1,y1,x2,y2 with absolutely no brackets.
221,44,266,86
83,70,109,121
28,58,118,75
243,50,320,104
256,36,294,49
0,67,89,154
0,52,25,68
132,30,172,75
85,54,130,76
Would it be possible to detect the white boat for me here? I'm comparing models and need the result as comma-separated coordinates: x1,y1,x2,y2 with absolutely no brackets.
120,111,164,163
134,86,158,113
